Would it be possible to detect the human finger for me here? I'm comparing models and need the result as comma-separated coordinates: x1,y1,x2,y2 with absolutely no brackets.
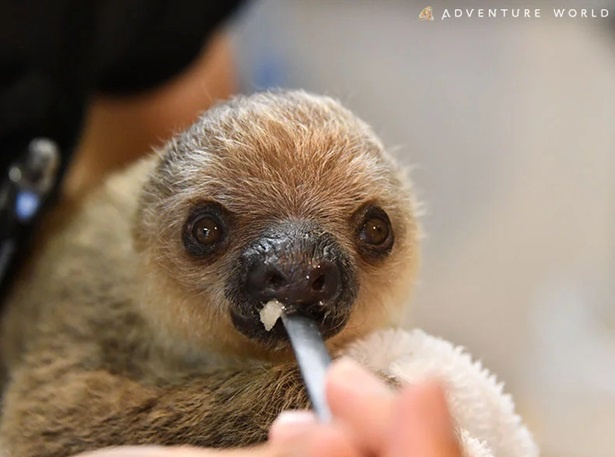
325,357,396,454
385,382,462,457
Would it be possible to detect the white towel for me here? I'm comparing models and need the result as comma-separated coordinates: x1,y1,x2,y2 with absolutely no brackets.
341,328,539,457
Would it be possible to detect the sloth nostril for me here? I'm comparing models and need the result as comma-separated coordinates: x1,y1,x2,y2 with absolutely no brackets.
266,271,286,289
246,256,342,308
310,274,326,292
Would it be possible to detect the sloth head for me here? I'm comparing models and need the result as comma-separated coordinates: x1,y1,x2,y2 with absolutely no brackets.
133,91,420,361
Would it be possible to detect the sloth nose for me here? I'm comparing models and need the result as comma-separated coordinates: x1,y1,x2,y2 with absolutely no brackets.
246,259,341,308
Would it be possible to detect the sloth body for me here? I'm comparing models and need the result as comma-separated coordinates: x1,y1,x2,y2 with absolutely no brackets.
0,91,419,457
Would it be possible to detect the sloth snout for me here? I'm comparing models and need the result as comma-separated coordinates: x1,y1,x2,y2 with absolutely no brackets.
227,223,357,342
246,258,342,309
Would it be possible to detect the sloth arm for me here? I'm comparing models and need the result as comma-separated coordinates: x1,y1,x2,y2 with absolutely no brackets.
0,333,308,457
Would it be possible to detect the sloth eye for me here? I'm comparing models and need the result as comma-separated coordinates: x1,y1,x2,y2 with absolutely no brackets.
182,204,228,257
355,205,394,259
192,216,223,246
359,217,389,245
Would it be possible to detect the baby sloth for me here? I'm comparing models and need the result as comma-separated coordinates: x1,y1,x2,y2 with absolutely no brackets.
0,90,419,457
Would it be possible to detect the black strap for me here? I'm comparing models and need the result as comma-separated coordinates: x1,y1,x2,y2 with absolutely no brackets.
0,0,100,298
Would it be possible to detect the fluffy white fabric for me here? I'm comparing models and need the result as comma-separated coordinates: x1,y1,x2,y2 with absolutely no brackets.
341,329,539,457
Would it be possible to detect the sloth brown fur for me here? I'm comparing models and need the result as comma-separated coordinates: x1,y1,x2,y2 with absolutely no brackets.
0,90,419,457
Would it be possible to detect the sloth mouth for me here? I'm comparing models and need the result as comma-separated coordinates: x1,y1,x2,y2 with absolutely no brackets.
229,299,351,349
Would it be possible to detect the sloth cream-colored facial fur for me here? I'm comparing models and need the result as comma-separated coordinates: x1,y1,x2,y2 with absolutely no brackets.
133,90,420,360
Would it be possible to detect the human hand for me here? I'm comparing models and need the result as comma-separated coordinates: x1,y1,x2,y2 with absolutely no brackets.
75,358,462,457
269,357,463,457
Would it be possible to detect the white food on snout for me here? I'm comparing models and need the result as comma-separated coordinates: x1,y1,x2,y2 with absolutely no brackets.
260,300,285,331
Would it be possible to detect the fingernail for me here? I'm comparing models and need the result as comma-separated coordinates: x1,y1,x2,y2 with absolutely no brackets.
75,446,173,457
327,357,391,396
275,411,317,427
269,411,317,442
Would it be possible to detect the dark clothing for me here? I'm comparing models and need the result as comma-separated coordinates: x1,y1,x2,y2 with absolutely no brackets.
0,0,246,297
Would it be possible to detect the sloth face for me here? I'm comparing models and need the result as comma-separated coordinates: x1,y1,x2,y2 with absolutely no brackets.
134,91,419,359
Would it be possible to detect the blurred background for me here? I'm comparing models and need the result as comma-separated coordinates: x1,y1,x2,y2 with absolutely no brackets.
227,1,615,456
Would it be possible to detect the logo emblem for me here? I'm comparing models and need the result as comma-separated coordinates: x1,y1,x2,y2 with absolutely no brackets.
419,6,434,21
